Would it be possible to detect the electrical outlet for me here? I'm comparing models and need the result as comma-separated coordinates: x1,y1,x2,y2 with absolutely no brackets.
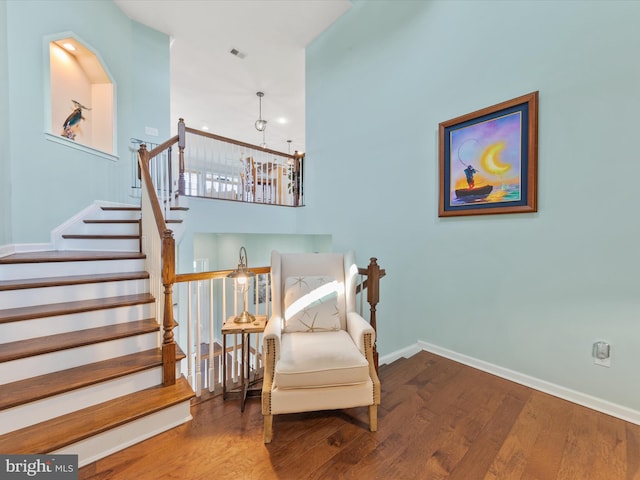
593,341,611,367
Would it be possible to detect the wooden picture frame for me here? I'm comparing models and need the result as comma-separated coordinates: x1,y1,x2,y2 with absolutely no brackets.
438,91,538,217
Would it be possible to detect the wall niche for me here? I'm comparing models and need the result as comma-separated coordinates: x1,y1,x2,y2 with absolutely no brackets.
48,35,115,155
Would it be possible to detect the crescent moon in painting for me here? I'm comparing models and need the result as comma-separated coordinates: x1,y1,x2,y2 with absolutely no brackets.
480,142,511,175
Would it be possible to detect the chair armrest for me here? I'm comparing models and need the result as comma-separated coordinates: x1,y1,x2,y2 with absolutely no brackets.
346,311,375,355
262,315,282,416
263,314,282,357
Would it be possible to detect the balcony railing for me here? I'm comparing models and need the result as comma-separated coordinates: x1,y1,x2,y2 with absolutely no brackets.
181,124,304,207
136,119,304,209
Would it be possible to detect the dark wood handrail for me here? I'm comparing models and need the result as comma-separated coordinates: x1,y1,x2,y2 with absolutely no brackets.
184,126,299,160
137,143,177,386
175,266,270,284
147,135,179,159
138,144,169,235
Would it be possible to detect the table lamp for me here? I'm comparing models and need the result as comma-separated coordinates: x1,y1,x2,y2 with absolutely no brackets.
227,246,256,323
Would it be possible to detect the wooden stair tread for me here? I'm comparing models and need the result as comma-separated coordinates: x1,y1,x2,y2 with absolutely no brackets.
61,234,140,239
83,219,140,224
0,292,155,324
0,349,163,410
0,251,145,264
0,271,149,291
0,318,159,363
101,206,141,211
0,376,194,454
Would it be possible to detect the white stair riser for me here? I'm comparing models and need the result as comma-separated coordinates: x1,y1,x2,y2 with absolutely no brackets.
95,210,141,222
53,401,192,467
0,303,155,343
0,258,146,281
64,223,140,236
58,238,140,252
0,279,149,309
0,367,162,435
0,333,159,383
51,203,141,245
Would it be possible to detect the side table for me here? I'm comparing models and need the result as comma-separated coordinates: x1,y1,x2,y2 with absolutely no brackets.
222,315,267,412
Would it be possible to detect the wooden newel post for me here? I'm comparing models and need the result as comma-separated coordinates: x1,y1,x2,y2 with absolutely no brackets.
366,257,382,373
293,151,303,207
162,229,177,386
137,143,148,181
178,118,186,196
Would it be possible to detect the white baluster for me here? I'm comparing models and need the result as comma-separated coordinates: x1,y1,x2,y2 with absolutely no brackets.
195,280,202,397
208,279,215,392
187,282,194,391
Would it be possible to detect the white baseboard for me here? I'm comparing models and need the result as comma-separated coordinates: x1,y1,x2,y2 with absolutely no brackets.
381,340,640,426
0,243,54,257
0,244,15,258
379,343,421,366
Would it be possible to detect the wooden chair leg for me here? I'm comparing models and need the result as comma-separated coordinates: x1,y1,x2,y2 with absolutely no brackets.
369,405,377,432
264,414,273,443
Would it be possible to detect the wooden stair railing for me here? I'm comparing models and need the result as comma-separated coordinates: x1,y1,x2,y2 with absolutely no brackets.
138,141,178,386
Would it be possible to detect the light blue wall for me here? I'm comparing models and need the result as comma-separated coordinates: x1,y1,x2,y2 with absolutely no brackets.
131,22,170,142
193,233,331,272
305,0,640,411
3,0,169,244
176,197,308,274
0,1,11,245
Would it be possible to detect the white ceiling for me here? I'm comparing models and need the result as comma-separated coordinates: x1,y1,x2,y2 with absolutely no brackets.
114,0,352,154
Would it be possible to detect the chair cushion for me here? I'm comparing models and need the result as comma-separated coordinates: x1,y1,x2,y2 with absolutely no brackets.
275,331,370,389
283,275,342,333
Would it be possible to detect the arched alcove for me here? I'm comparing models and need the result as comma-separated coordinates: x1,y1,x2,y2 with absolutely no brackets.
47,34,115,156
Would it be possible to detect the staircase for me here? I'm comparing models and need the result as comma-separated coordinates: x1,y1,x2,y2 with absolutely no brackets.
0,206,194,467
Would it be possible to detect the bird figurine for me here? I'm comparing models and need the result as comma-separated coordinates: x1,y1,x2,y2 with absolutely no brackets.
61,100,91,140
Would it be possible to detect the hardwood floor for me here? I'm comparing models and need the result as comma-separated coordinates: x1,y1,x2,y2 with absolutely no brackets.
79,351,640,479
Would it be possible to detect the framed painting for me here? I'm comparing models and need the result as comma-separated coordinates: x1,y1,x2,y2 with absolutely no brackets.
438,91,538,217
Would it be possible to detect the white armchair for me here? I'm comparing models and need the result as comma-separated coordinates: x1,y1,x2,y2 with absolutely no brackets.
262,251,381,443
